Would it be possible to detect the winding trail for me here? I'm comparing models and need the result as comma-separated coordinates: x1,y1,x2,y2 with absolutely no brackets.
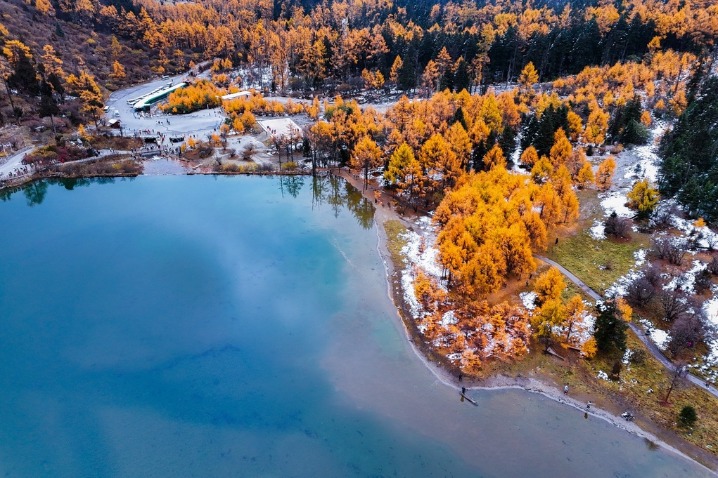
537,255,718,399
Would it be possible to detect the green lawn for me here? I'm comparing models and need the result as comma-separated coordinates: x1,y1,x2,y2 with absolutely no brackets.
547,231,650,293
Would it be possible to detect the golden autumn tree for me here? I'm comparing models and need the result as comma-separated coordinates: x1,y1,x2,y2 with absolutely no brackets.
533,266,566,306
390,55,403,85
533,298,567,350
563,294,586,343
584,104,609,145
41,45,64,78
520,145,539,168
444,122,472,170
576,161,595,188
519,61,539,89
626,179,659,218
110,60,126,80
548,128,572,167
419,133,461,200
483,144,506,170
66,70,104,127
531,156,553,184
595,156,616,191
385,142,423,209
566,110,583,141
351,136,383,189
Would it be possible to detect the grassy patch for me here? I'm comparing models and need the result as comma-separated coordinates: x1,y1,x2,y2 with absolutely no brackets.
384,220,408,269
547,231,649,293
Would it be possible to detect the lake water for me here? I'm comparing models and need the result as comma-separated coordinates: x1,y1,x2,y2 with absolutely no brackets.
0,176,711,477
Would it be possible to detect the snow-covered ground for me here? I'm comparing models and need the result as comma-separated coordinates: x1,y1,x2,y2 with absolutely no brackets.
258,118,302,139
519,291,537,310
639,318,671,350
401,217,442,319
0,147,33,178
589,221,606,240
701,296,718,372
663,260,706,294
399,217,444,320
594,121,669,226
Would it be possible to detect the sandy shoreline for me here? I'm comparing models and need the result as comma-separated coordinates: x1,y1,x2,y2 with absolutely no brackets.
333,168,718,475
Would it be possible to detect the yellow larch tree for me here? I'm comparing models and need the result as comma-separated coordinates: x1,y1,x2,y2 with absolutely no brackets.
576,162,595,188
626,179,659,217
595,156,616,191
483,143,506,170
444,122,472,170
548,128,572,167
351,135,383,189
520,145,539,168
533,266,566,306
584,103,609,145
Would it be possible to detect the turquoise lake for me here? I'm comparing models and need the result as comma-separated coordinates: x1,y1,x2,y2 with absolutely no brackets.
0,176,712,477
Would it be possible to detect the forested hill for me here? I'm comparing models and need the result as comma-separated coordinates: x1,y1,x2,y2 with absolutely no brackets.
0,0,151,87
3,0,717,92
1,0,717,131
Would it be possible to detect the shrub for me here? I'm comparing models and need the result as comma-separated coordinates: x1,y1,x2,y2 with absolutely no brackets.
668,313,705,357
625,274,655,306
678,405,697,427
694,269,712,294
707,256,718,275
604,212,631,238
630,349,647,365
652,237,687,266
649,203,679,230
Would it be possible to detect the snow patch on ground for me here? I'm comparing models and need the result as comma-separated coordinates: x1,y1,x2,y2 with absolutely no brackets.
622,348,633,365
622,122,665,184
639,318,671,351
606,269,642,298
599,120,666,220
634,249,647,267
399,218,443,320
597,370,609,381
440,310,458,328
702,297,718,368
650,328,670,351
574,313,596,345
705,297,718,328
663,260,706,294
520,292,537,311
670,215,718,250
589,221,606,240
402,219,443,281
599,191,633,218
257,118,301,139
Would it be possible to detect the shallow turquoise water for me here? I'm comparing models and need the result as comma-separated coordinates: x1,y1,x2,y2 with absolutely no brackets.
0,176,712,477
